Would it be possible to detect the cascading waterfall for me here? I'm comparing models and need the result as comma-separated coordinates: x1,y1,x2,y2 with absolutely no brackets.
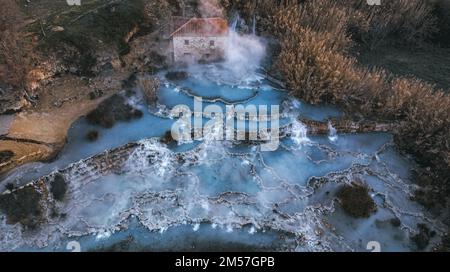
224,16,266,85
0,14,445,253
281,98,310,147
252,14,257,36
1,64,445,252
230,13,242,32
290,119,310,146
328,121,338,142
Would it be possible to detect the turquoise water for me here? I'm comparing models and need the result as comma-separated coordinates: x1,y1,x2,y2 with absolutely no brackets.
0,64,445,252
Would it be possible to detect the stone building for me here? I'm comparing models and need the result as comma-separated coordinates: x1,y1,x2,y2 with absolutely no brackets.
170,17,229,64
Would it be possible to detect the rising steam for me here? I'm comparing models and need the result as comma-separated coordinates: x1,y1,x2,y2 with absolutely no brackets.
198,0,224,17
194,1,267,84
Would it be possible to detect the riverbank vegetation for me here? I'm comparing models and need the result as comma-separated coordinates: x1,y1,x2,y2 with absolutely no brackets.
223,0,450,221
1,0,448,247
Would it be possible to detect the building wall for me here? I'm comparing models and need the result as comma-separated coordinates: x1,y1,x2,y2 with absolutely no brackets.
173,36,228,64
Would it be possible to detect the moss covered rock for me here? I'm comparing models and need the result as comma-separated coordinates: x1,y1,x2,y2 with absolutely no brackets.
389,217,402,228
5,183,15,191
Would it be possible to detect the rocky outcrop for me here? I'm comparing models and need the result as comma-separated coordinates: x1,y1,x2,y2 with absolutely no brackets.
0,140,57,175
121,31,169,73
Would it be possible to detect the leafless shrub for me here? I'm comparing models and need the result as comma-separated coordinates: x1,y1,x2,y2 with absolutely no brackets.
221,0,300,33
273,0,352,50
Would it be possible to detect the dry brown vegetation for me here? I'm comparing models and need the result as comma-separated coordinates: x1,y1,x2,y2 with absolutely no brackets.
337,180,377,218
0,0,34,92
223,0,450,207
223,0,438,49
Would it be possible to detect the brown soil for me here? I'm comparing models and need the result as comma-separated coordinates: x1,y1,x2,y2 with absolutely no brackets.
0,72,127,176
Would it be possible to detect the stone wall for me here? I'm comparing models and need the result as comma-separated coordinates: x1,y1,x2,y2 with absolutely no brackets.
173,36,227,63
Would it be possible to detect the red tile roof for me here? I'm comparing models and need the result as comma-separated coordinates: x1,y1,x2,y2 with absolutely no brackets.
170,17,229,37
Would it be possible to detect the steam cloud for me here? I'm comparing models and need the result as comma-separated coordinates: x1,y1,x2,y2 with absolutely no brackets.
186,0,267,84
198,0,224,17
224,31,266,82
